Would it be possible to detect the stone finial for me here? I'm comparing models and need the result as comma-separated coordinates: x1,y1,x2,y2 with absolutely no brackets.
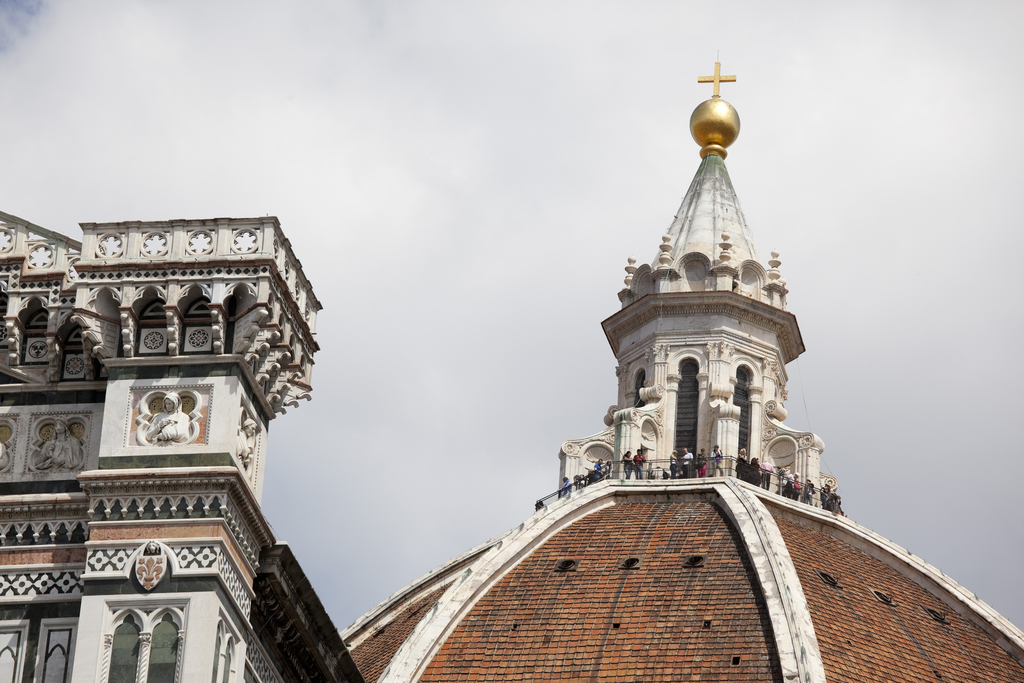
719,233,733,263
623,256,637,287
768,250,782,281
657,235,672,270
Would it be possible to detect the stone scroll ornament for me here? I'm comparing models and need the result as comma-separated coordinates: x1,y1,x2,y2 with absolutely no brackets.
135,391,202,446
32,419,84,470
135,541,167,591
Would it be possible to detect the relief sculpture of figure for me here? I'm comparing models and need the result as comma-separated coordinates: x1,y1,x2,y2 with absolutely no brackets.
237,416,258,470
33,419,83,470
139,392,193,446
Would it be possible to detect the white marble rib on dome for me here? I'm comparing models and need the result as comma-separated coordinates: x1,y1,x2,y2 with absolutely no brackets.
661,153,759,266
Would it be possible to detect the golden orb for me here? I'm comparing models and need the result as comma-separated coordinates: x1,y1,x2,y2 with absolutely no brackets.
689,97,740,159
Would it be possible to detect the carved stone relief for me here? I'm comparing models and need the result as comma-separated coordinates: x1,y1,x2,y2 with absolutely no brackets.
237,407,258,474
30,418,85,471
129,387,211,447
0,420,14,472
706,341,736,362
134,541,167,591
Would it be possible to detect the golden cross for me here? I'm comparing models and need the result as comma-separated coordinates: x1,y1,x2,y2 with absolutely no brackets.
697,61,736,98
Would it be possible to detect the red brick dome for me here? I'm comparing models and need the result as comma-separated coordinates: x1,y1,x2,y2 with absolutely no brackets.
344,481,1024,683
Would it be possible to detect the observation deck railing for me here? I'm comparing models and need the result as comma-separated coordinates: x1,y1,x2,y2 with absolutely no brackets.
537,457,844,515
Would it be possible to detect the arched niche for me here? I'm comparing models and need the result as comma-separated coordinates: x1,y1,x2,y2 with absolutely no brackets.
767,436,797,470
678,253,710,292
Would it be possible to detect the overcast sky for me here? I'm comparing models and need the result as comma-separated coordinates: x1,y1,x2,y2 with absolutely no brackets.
1,0,1021,631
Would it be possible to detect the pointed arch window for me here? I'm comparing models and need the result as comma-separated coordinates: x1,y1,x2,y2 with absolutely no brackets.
0,628,24,683
674,361,699,455
107,614,141,683
211,622,235,683
633,370,647,408
735,366,752,454
37,623,75,683
211,625,223,683
146,614,180,683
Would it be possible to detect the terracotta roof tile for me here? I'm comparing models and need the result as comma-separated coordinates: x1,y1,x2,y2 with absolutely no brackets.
420,501,782,682
774,514,1024,683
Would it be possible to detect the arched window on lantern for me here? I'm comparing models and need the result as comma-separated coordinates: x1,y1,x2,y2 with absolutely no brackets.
735,366,753,454
633,369,647,408
674,361,699,454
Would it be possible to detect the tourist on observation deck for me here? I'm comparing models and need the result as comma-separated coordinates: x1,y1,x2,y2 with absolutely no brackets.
680,448,694,479
711,445,724,476
633,449,646,479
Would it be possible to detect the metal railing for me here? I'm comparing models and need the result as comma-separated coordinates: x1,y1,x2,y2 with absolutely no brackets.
538,457,844,515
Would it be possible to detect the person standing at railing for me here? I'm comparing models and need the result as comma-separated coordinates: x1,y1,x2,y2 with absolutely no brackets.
558,477,572,499
759,457,774,490
680,448,694,479
696,449,708,478
622,451,633,480
711,446,725,476
738,449,751,482
669,450,679,479
633,449,646,479
801,477,815,505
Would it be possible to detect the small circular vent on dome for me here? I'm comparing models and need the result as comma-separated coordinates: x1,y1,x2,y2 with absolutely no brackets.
620,557,641,570
555,559,578,572
871,589,894,605
683,555,706,568
924,607,949,624
815,570,840,587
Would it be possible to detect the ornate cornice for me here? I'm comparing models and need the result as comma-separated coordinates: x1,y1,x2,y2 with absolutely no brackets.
601,291,805,362
78,467,274,569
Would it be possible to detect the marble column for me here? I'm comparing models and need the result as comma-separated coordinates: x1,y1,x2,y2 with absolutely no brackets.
696,372,709,454
662,373,680,464
748,385,764,461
